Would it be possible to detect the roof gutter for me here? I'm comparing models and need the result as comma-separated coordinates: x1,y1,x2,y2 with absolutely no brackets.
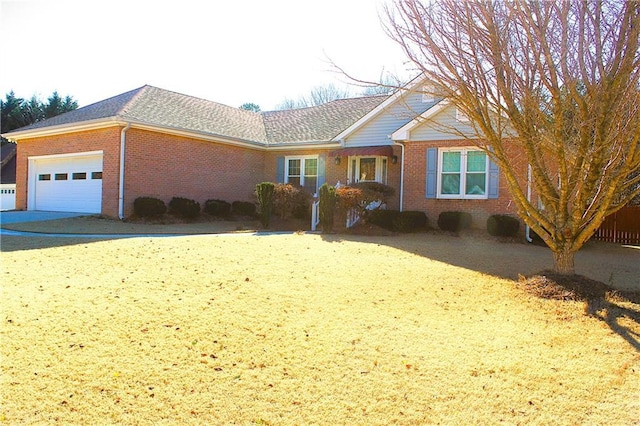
118,123,131,220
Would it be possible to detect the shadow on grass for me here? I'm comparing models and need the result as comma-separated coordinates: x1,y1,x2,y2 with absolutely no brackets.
324,229,640,351
321,229,554,280
519,270,640,351
586,296,640,352
0,235,135,252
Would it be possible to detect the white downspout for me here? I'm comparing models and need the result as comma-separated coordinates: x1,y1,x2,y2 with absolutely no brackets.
118,123,131,220
525,164,533,242
393,141,405,212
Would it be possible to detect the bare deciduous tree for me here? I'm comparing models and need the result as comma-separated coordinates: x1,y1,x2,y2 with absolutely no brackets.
275,83,351,110
384,0,640,274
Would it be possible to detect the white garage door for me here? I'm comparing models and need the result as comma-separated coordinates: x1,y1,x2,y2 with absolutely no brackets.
31,153,103,213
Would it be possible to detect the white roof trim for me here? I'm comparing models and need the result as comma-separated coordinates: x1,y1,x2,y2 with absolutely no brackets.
3,117,266,150
2,118,122,140
391,99,450,141
332,75,427,142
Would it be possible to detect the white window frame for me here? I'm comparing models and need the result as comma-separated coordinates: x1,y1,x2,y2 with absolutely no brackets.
437,148,488,200
284,155,319,193
347,156,388,185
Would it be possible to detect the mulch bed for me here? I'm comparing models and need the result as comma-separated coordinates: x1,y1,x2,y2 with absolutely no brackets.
518,270,640,303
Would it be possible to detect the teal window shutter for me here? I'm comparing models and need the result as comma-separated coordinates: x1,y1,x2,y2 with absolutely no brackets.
317,154,326,188
276,157,285,183
488,158,499,199
426,148,437,199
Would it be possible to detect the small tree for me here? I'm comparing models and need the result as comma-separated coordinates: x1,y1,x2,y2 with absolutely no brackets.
256,182,275,228
318,183,337,234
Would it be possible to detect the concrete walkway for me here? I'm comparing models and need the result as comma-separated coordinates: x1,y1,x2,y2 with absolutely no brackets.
0,211,87,225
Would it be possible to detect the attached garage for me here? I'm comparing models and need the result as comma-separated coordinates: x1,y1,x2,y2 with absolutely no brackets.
28,151,103,213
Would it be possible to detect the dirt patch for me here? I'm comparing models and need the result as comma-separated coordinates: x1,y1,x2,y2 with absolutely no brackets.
519,271,614,301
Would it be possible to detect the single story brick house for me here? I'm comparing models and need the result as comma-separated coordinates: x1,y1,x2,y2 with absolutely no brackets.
2,77,527,228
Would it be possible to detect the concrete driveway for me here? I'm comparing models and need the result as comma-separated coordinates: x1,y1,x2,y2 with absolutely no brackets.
0,211,87,225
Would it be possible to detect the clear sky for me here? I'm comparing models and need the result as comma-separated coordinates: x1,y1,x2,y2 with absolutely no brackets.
0,0,413,111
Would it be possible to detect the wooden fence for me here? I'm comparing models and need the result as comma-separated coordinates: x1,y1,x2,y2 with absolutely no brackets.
593,206,640,245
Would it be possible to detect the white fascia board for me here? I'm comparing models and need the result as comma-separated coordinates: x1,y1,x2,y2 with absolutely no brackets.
391,100,450,141
266,141,341,151
2,118,122,141
28,150,104,160
332,74,428,142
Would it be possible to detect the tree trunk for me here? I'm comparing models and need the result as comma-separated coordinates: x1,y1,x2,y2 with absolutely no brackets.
552,248,576,275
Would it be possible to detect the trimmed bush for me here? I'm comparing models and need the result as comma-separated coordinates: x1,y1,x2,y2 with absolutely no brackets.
272,184,312,220
256,182,276,227
367,209,428,232
133,197,166,217
232,201,257,217
437,211,472,232
318,183,337,234
393,211,428,232
487,214,520,237
168,197,200,219
366,209,400,231
204,199,231,217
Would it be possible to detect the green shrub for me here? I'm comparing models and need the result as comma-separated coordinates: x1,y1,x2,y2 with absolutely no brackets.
204,199,231,217
437,211,472,232
367,210,428,232
319,183,337,233
393,211,428,232
232,201,257,217
256,182,276,228
133,197,166,217
366,209,400,231
487,214,520,237
168,197,201,219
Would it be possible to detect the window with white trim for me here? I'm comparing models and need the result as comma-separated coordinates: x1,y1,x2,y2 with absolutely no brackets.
348,156,388,184
285,156,318,193
438,148,488,199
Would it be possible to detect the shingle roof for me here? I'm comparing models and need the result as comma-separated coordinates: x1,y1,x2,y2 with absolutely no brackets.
262,96,386,144
6,85,388,145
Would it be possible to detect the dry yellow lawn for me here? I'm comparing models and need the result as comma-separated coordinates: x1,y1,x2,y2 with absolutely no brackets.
1,232,639,425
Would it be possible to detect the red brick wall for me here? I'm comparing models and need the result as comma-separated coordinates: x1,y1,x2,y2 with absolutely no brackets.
15,127,122,217
123,129,265,216
15,126,267,218
402,139,529,228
